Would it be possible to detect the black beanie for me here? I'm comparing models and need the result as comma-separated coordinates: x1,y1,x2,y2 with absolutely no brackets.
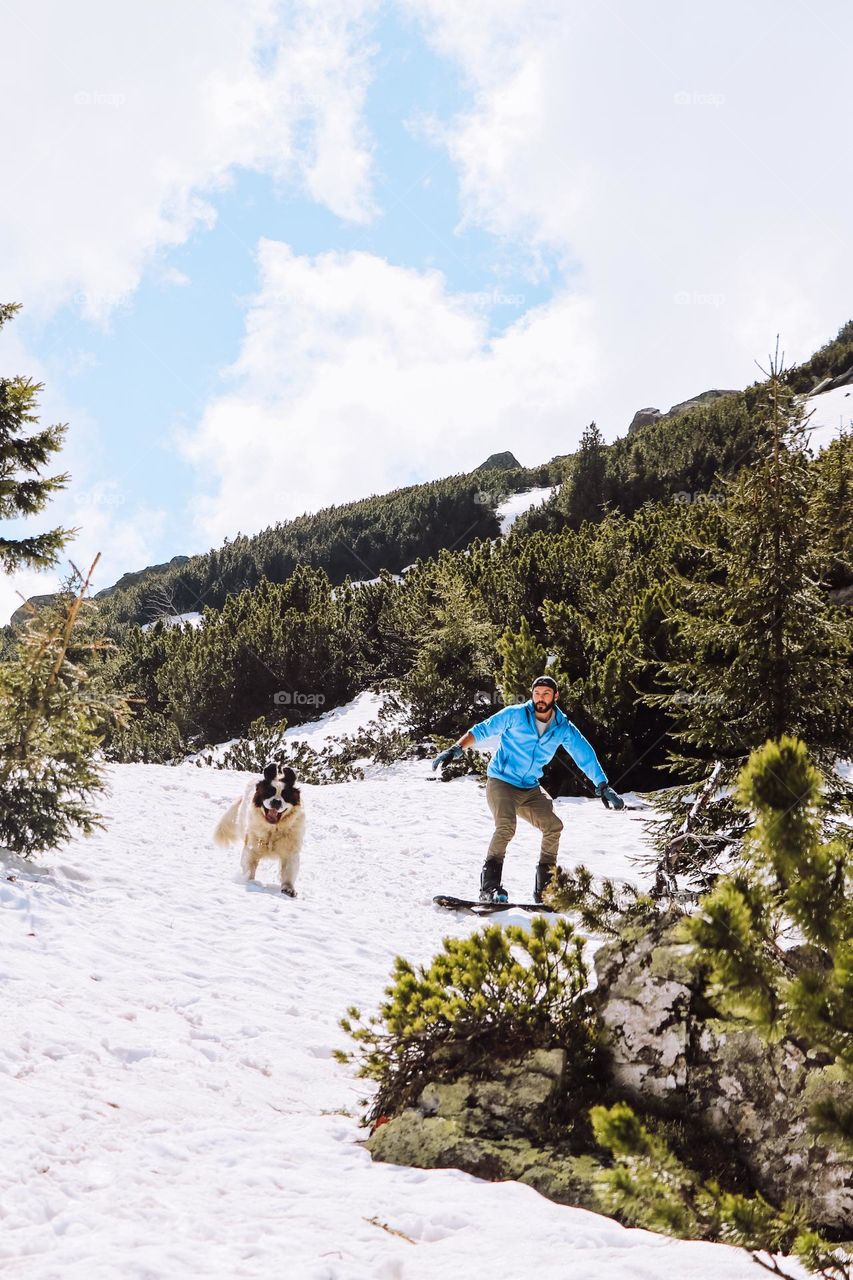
531,675,558,693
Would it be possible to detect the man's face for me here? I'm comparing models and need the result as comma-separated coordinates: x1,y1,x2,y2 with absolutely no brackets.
532,686,557,715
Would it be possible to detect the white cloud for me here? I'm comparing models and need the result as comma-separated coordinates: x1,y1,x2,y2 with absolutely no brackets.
0,0,378,323
181,239,599,545
403,0,853,424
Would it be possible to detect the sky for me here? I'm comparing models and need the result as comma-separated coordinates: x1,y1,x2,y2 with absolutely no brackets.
1,0,852,625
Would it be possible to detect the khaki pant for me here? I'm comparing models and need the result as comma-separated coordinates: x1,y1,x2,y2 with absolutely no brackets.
485,776,563,865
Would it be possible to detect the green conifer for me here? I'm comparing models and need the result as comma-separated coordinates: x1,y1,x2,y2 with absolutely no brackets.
0,559,131,855
495,616,548,702
0,303,74,573
644,345,853,886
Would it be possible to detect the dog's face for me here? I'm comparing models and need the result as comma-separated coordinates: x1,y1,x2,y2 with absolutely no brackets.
253,763,300,826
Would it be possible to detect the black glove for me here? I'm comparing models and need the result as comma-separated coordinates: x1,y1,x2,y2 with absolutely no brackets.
596,781,625,810
432,744,464,771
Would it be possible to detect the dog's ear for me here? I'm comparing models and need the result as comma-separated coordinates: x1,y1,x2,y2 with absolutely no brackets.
280,766,296,787
263,763,277,782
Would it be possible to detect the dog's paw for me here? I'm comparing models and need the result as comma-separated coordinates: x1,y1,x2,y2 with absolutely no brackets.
281,885,297,898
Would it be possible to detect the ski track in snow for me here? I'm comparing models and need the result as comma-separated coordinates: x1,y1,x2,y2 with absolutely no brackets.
1,761,788,1279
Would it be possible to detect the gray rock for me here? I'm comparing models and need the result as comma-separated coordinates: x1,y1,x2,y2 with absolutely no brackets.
666,389,739,417
594,913,853,1230
366,1047,603,1209
476,450,523,472
627,407,662,435
627,389,740,437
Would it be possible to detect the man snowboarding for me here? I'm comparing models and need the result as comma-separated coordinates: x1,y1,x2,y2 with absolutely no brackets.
432,675,625,904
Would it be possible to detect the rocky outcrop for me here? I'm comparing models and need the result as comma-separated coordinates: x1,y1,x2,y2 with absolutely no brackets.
366,913,852,1230
366,1048,602,1208
809,364,853,395
594,913,853,1231
476,451,523,472
627,407,663,435
9,553,193,627
666,389,739,417
94,553,190,599
627,389,739,435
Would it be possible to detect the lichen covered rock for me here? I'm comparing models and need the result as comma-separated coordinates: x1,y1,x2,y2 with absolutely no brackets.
594,912,853,1230
366,1047,602,1209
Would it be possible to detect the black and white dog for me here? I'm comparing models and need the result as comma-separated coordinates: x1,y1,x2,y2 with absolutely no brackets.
213,763,305,896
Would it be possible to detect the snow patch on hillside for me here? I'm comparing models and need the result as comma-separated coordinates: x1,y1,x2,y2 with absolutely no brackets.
184,689,392,765
140,610,203,633
496,486,554,532
283,688,389,747
803,384,852,454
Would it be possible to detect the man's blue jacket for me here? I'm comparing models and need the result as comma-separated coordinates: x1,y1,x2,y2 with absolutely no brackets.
469,700,608,790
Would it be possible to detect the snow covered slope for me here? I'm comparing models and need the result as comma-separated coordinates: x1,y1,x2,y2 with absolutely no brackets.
140,611,203,633
803,383,853,454
1,761,785,1279
496,487,554,532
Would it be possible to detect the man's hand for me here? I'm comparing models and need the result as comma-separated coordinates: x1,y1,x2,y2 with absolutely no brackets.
596,781,625,810
432,744,464,772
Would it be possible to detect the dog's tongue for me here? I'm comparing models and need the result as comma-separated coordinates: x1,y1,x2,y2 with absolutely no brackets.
265,809,281,824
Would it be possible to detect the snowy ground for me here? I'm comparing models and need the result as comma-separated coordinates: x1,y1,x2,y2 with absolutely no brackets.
803,383,852,454
185,690,392,766
2,758,794,1279
281,691,389,750
140,612,203,633
496,487,555,532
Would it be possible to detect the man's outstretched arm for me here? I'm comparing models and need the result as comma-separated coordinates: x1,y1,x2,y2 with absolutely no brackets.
431,729,475,771
431,705,517,771
562,721,625,809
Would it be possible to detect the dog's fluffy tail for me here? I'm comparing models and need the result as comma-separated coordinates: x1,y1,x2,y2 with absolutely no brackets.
213,797,242,847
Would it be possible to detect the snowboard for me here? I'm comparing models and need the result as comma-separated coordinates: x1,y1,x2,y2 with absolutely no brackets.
433,894,557,916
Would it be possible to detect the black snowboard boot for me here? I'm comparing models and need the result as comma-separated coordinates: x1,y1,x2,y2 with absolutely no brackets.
534,862,555,904
479,858,508,903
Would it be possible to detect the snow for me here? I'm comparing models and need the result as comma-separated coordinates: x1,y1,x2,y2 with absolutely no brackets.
282,689,389,748
184,689,392,766
140,611,203,633
1,758,787,1278
802,383,853,454
495,487,555,532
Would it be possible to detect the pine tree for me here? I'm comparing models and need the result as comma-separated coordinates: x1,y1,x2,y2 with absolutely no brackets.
591,1100,849,1278
684,735,853,1149
643,344,853,886
0,302,74,573
392,556,497,737
495,616,547,702
338,917,593,1124
0,558,131,855
561,420,608,528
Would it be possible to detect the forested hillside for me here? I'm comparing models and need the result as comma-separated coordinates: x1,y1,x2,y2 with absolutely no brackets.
4,321,851,802
89,316,853,628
